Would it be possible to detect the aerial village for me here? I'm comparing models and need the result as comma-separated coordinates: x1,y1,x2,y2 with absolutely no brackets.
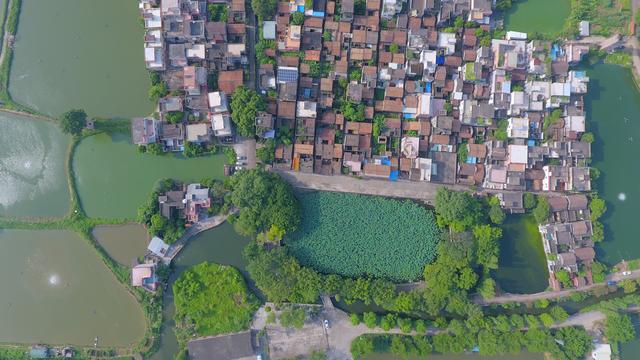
136,0,600,293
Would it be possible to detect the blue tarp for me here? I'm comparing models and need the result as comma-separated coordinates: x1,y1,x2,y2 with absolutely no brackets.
381,157,391,166
466,156,477,164
311,11,325,17
425,82,432,93
297,5,304,12
527,139,535,147
436,55,445,65
389,170,399,181
403,113,415,119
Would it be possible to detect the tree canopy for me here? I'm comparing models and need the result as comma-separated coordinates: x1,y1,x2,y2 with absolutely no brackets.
228,169,300,236
59,109,87,136
435,188,484,231
230,86,266,137
252,0,278,21
173,262,258,337
605,313,636,343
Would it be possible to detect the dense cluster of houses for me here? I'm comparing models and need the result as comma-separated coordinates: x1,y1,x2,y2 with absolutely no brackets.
539,194,596,290
252,0,593,196
138,0,247,151
137,0,601,291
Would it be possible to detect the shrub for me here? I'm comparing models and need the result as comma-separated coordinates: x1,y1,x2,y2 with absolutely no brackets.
363,312,377,329
279,307,306,329
350,313,361,325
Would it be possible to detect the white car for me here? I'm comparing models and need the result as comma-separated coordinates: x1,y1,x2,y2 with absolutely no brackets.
622,271,632,276
323,319,329,329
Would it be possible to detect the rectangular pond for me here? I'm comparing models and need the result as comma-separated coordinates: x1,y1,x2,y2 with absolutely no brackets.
502,0,570,37
9,0,153,117
73,132,225,219
0,112,70,218
0,229,145,346
492,214,549,294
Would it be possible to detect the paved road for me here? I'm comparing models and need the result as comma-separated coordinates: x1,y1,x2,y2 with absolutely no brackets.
275,170,467,202
275,169,564,202
478,269,640,305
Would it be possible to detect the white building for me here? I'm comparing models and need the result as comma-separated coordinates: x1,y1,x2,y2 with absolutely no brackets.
507,117,529,139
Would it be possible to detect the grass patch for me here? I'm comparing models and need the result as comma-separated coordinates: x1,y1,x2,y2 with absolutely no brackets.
173,262,258,343
287,192,440,282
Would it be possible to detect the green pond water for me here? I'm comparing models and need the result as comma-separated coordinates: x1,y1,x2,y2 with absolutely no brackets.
0,112,70,218
503,0,570,36
493,215,549,294
0,229,145,346
151,222,251,360
585,64,640,264
93,224,149,267
8,0,153,118
73,132,225,219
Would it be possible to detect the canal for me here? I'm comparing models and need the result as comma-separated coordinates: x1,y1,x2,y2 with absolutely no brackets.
493,214,549,294
9,0,153,118
0,229,146,347
584,63,640,264
502,0,570,37
151,222,251,360
73,132,225,219
93,224,150,267
0,112,70,218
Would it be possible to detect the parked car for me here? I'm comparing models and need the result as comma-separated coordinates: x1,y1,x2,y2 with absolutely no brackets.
238,155,247,160
622,271,632,276
607,280,617,286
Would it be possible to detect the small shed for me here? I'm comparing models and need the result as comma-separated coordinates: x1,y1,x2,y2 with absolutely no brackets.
30,346,49,359
263,21,276,40
148,236,170,257
579,21,589,37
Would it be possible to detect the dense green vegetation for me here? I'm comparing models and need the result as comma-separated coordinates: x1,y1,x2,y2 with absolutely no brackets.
351,326,592,360
230,86,266,137
59,109,87,136
173,262,258,338
287,192,440,281
228,169,301,236
565,0,631,37
251,0,277,21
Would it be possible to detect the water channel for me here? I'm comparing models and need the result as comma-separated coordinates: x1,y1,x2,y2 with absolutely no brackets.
9,0,153,118
502,0,570,37
0,112,70,218
93,224,150,267
151,222,251,360
73,132,225,219
0,229,146,347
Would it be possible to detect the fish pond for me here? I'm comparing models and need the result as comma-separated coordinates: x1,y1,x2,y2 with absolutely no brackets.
502,0,570,37
73,132,225,219
585,64,640,264
0,112,70,218
0,229,146,346
93,224,150,267
9,0,153,118
493,214,549,294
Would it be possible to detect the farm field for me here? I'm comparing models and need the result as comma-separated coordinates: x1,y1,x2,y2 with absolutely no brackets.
287,192,440,282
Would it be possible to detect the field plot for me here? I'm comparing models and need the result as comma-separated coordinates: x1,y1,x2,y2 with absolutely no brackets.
287,192,440,282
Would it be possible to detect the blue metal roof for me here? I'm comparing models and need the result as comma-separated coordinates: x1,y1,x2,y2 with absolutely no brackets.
277,67,298,83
